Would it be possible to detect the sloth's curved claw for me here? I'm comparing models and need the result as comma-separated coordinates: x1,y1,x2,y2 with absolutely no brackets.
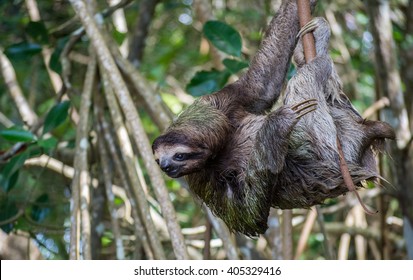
296,18,319,39
291,99,317,119
295,107,317,119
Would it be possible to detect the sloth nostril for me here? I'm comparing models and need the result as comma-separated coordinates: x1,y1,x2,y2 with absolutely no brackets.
160,162,171,172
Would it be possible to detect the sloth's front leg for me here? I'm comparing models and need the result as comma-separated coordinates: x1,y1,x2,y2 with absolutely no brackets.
253,99,317,174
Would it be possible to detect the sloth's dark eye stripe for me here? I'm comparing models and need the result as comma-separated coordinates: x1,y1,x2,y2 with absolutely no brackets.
189,152,203,159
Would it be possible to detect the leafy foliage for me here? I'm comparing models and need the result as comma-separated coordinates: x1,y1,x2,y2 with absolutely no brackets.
203,20,242,57
4,42,42,58
186,69,231,96
186,21,247,97
0,127,37,143
42,101,70,135
0,0,410,260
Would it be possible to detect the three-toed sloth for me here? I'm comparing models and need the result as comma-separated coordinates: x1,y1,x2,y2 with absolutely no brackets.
152,0,395,236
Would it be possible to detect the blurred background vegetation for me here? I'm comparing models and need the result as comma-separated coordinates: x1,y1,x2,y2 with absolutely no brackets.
0,0,412,260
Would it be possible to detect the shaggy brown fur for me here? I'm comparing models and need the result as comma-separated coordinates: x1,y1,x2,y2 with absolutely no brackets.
153,0,315,236
152,3,394,236
277,18,395,208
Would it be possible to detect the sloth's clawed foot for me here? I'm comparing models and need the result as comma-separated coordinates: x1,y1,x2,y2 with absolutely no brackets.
297,19,318,39
291,99,317,119
297,17,328,39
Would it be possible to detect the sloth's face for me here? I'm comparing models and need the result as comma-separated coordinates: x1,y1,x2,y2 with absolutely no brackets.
152,143,210,178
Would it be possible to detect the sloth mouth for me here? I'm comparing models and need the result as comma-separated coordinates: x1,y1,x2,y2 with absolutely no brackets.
166,167,181,178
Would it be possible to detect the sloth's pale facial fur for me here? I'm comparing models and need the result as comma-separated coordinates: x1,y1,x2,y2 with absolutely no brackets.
153,143,211,178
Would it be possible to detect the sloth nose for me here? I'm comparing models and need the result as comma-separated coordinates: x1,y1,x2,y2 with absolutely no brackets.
160,161,172,172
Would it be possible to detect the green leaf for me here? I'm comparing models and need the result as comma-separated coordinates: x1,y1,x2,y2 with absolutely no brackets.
186,69,231,97
203,21,242,57
0,127,37,143
4,42,42,57
102,235,113,246
26,21,49,45
113,30,127,45
31,194,51,222
38,137,58,149
223,58,249,74
49,37,69,74
0,151,30,192
43,101,70,134
0,199,18,233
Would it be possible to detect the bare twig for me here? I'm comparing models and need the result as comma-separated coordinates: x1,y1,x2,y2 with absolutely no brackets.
25,0,63,94
69,51,96,260
50,0,134,38
98,64,164,259
24,155,125,200
108,0,129,57
265,208,283,260
95,88,158,259
128,0,160,66
294,208,317,259
0,209,24,226
69,0,188,259
109,43,173,131
338,209,353,260
204,206,239,260
362,97,390,119
0,48,38,127
0,111,14,128
282,210,293,259
165,76,195,105
203,219,212,259
192,0,225,69
315,206,334,259
321,222,402,244
324,7,358,99
95,117,125,260
353,205,367,260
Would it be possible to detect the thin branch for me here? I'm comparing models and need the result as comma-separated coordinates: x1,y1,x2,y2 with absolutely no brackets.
25,0,63,94
98,63,164,259
95,104,155,260
192,0,225,69
204,206,239,260
178,178,239,260
0,48,38,127
294,208,317,259
353,205,368,260
338,208,353,260
69,0,188,259
315,206,334,259
282,210,293,259
325,7,358,99
0,209,24,226
322,222,402,244
265,208,283,260
95,117,125,260
165,76,195,105
128,0,160,66
0,143,27,163
50,0,134,38
203,219,212,260
108,0,129,57
362,97,390,119
24,155,120,196
109,42,173,131
69,51,96,260
0,111,14,128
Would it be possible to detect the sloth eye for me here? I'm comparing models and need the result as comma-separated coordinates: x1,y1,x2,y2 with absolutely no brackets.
173,153,187,161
